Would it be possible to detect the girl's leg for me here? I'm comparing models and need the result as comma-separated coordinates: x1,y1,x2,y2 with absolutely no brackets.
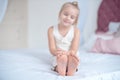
67,55,79,76
57,54,68,76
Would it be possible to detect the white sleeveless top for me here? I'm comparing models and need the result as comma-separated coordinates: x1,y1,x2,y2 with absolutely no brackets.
53,25,74,51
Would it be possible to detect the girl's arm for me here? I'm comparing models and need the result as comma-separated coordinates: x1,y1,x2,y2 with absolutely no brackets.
48,26,57,56
69,28,80,55
48,26,65,56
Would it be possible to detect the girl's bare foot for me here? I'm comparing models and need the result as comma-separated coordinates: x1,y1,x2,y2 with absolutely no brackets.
57,54,68,76
67,55,79,76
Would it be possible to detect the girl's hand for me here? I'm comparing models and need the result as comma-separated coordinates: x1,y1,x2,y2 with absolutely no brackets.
69,50,79,62
69,50,76,56
56,49,62,56
66,51,70,55
56,49,68,56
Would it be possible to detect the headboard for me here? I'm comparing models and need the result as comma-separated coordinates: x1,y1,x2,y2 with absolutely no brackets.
96,0,120,33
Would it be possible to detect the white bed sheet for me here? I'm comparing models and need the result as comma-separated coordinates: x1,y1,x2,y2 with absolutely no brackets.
0,49,120,80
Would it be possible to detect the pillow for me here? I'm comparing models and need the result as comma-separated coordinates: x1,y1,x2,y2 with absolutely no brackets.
108,22,120,33
114,25,120,38
91,37,120,55
81,33,113,51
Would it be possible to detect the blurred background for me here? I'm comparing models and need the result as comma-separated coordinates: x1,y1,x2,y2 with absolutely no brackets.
0,0,102,49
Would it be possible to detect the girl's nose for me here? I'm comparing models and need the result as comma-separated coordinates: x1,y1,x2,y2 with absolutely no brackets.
66,16,70,20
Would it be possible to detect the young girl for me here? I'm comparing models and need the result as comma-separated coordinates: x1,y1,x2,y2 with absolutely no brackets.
48,1,80,76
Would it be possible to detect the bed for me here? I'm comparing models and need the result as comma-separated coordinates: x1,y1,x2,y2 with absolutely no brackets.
0,46,120,80
1,0,120,80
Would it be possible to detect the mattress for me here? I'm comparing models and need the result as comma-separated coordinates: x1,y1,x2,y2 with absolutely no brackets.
0,49,120,80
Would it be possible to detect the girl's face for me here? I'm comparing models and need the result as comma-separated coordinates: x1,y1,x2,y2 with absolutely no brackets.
59,6,78,27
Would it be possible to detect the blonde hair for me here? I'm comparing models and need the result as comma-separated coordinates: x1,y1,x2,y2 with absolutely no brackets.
59,1,80,26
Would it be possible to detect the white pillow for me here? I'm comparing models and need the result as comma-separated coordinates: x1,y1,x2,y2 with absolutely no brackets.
114,25,120,37
108,22,120,33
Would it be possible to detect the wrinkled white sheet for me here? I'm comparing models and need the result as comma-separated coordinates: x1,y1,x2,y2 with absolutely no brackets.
0,49,120,80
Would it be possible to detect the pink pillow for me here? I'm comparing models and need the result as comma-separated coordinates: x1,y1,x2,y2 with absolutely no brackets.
91,37,120,55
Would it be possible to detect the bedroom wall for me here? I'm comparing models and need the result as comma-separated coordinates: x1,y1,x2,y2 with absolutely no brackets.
0,0,28,49
28,0,77,49
0,0,75,49
0,0,102,49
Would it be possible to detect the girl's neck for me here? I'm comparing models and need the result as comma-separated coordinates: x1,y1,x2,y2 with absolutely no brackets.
58,23,72,37
58,23,71,30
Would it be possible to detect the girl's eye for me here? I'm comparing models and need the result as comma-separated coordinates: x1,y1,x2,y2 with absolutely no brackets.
64,13,68,16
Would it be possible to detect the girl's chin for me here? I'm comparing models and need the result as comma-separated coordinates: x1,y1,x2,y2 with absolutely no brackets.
59,22,72,27
62,23,71,27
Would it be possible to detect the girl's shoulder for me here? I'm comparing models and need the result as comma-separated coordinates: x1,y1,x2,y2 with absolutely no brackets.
48,25,57,31
48,26,53,31
48,26,54,33
74,27,80,34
